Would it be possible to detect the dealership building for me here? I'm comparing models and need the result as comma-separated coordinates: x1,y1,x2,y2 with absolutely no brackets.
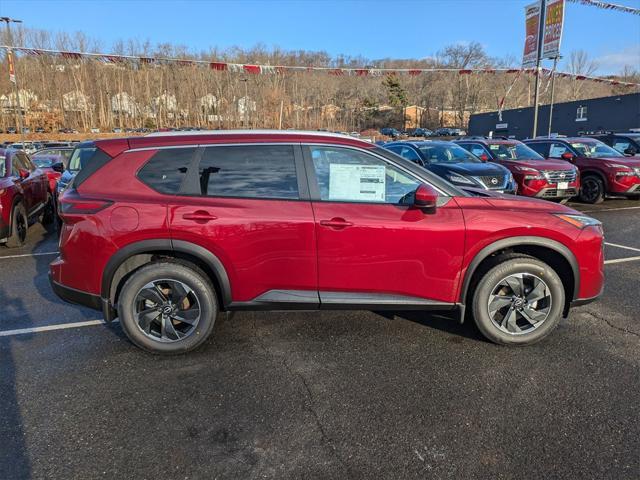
468,93,640,139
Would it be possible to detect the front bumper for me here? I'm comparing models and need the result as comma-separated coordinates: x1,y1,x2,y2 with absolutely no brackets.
535,187,579,199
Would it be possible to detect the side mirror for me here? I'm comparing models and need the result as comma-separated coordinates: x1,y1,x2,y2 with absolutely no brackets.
18,169,30,179
479,154,489,162
624,147,637,156
561,152,576,162
52,162,65,173
414,184,438,211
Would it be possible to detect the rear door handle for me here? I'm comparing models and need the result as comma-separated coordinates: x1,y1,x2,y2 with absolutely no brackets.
320,218,353,229
182,211,218,223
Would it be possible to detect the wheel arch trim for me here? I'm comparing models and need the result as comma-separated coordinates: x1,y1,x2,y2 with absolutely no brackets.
459,236,580,305
100,238,232,308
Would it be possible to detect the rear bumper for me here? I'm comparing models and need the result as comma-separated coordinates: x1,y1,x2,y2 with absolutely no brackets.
49,274,102,311
0,223,9,242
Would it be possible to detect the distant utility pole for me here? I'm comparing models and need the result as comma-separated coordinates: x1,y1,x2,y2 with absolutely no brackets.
531,0,546,138
1,16,24,141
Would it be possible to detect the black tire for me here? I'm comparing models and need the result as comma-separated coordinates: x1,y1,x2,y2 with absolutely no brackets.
579,175,605,204
471,255,565,346
41,193,55,225
5,202,28,248
628,195,640,201
117,261,218,354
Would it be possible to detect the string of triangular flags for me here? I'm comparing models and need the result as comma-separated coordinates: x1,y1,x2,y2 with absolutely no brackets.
2,45,638,88
567,0,640,15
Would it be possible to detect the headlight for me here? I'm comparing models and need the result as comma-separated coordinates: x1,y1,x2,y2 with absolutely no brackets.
634,167,640,177
554,214,601,229
448,174,474,185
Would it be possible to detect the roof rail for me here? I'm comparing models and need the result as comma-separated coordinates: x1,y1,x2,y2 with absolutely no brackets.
145,129,353,138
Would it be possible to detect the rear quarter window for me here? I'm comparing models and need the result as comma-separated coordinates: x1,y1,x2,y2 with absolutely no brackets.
138,148,196,194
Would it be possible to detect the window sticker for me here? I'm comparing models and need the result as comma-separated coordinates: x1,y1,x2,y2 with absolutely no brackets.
328,163,385,202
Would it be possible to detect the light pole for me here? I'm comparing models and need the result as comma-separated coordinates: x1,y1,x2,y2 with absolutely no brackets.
531,0,546,139
547,55,560,136
1,17,24,141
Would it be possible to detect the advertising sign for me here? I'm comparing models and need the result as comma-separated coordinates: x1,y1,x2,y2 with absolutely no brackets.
7,49,16,84
522,2,541,68
542,0,564,59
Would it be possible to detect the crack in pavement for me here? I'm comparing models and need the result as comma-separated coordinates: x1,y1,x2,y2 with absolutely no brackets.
251,319,353,478
581,309,640,339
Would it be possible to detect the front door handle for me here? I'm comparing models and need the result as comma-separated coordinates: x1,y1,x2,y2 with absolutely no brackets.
320,217,353,229
182,211,218,223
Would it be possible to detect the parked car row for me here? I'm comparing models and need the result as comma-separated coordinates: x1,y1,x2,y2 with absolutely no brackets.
379,127,467,139
380,135,639,205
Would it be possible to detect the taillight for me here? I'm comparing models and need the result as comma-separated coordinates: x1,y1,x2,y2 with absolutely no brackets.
59,190,113,215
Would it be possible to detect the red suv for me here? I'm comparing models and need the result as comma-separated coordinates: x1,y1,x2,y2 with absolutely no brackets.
456,139,580,201
524,137,640,204
1,148,53,247
50,131,604,353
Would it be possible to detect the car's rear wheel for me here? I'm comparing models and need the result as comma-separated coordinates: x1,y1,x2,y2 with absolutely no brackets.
6,203,28,248
579,175,605,204
118,261,218,354
471,255,565,345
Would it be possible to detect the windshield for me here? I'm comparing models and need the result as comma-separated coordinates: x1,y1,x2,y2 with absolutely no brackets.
32,155,61,168
489,142,544,161
571,140,623,158
68,146,97,172
418,144,480,164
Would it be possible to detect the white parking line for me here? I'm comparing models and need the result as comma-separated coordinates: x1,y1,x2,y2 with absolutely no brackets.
605,242,640,253
0,319,116,338
581,206,640,213
0,251,59,260
604,256,640,265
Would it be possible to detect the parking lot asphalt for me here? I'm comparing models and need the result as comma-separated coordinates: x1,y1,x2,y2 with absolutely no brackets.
1,199,639,480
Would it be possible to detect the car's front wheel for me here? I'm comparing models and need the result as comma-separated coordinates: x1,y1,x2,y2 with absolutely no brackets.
6,202,28,248
579,175,605,204
118,261,218,354
471,255,565,345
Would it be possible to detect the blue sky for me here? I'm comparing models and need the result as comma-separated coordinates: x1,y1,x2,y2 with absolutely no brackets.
1,0,639,74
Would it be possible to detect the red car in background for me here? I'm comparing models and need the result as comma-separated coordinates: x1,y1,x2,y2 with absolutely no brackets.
524,137,640,204
0,148,53,247
31,154,66,193
456,138,579,202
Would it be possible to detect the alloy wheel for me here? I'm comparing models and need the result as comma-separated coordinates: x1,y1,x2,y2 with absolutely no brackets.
581,178,600,203
133,279,201,342
486,273,552,335
16,214,27,243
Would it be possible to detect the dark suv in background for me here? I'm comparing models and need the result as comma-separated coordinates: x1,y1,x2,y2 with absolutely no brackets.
50,131,604,353
384,140,517,194
455,138,579,202
524,137,640,203
586,132,640,157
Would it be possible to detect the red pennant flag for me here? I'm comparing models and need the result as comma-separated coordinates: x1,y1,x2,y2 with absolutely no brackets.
408,69,422,76
139,57,154,64
458,69,472,75
506,69,520,74
355,69,369,76
210,62,227,71
328,68,344,76
61,51,82,59
243,65,261,74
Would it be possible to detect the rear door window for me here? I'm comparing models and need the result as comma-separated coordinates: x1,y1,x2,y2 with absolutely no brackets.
197,145,299,199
